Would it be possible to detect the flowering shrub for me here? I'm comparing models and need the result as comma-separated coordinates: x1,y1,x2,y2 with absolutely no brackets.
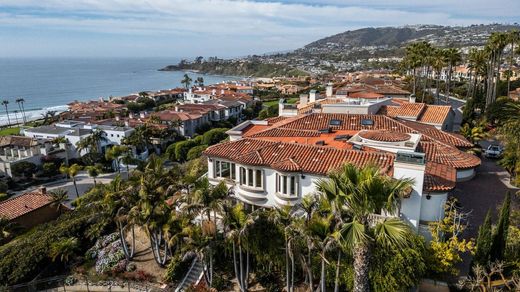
85,232,129,275
64,275,77,286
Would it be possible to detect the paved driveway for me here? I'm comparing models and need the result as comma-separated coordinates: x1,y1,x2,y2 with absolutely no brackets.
452,157,519,239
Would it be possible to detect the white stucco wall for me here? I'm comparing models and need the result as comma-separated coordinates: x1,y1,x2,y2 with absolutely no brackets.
457,168,476,181
419,192,448,222
393,161,425,230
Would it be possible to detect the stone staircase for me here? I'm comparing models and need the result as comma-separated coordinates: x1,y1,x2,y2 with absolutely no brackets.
175,258,204,292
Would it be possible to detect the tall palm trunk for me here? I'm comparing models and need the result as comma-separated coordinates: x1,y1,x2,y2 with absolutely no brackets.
334,251,341,292
3,105,10,127
72,178,79,198
412,68,416,95
285,237,290,292
320,254,326,292
507,42,514,97
16,103,24,124
21,102,27,124
353,243,371,292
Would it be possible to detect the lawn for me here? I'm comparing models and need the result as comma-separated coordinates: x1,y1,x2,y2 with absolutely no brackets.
0,127,20,136
263,97,299,107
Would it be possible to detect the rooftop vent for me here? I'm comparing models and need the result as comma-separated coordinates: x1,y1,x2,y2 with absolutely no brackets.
329,119,342,126
395,151,426,165
318,128,332,134
353,144,363,150
334,134,352,141
361,119,374,126
315,140,325,146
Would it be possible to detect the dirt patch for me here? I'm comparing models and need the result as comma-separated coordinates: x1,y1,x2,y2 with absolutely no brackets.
124,226,166,283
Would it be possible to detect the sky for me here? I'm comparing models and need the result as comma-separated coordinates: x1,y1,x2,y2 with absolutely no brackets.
0,0,519,58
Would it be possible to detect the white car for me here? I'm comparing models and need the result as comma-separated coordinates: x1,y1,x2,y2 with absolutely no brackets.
484,144,503,159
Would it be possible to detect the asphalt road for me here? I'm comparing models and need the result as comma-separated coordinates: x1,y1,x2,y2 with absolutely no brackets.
18,171,121,207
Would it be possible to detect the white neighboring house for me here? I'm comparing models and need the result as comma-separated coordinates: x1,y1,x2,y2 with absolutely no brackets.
0,136,71,177
22,120,134,157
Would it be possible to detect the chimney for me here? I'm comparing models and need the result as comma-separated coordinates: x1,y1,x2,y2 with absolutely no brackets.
115,116,120,121
124,121,129,127
39,187,47,194
299,94,309,106
409,94,416,103
221,89,225,95
393,152,425,231
212,89,216,96
309,90,317,103
326,82,333,98
140,112,146,119
129,112,134,119
175,106,179,112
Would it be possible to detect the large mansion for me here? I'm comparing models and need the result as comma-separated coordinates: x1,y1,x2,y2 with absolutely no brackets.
204,113,480,236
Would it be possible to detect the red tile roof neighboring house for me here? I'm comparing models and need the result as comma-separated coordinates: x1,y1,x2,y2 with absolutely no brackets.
0,191,53,220
349,92,385,99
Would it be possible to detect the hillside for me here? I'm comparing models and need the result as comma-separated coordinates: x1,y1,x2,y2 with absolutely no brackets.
160,24,520,77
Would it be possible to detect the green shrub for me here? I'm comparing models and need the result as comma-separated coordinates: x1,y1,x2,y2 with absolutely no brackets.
0,192,9,202
186,145,208,161
174,140,199,162
0,181,8,193
42,162,58,177
164,254,192,283
202,128,228,146
10,161,37,178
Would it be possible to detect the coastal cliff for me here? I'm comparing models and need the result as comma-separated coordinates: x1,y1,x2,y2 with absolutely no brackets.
159,59,308,77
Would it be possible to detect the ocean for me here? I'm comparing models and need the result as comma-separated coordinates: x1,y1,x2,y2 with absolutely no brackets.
0,57,238,126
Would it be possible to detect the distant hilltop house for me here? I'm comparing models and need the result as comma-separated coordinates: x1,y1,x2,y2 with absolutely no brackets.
0,136,66,178
0,188,62,231
204,112,480,237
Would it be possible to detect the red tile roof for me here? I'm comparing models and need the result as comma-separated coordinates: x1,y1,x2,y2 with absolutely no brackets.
205,138,394,176
0,191,53,220
358,130,411,142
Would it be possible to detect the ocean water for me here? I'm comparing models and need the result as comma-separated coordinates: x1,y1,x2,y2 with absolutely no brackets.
0,57,238,126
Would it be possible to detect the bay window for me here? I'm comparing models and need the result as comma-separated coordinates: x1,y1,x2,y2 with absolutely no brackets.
276,173,299,196
214,160,236,180
238,166,264,189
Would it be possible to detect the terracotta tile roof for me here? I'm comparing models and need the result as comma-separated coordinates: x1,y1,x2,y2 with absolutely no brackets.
250,128,320,138
378,103,452,126
349,92,385,99
265,116,289,125
399,120,472,147
419,105,452,125
358,130,411,142
419,141,481,169
0,192,52,220
205,138,394,176
424,162,456,191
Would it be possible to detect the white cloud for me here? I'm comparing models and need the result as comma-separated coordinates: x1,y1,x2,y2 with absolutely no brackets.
0,0,517,57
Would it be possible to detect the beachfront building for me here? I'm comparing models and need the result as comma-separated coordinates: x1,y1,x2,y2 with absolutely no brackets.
204,113,480,236
23,120,134,157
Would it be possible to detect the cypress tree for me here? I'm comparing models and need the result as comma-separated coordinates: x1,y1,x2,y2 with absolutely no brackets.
490,192,511,261
473,209,493,266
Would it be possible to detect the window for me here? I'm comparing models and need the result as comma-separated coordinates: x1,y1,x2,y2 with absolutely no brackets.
240,167,246,184
214,160,235,180
276,173,298,196
248,169,253,186
255,170,262,188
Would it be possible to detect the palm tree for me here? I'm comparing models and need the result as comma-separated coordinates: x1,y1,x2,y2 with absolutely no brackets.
221,202,251,292
15,98,26,124
86,164,102,186
443,48,462,102
316,163,414,292
485,32,508,107
467,48,487,100
49,188,69,213
403,43,423,95
59,164,82,199
272,205,297,292
195,76,204,87
49,237,79,264
1,100,10,127
432,48,446,102
181,73,192,89
506,30,519,97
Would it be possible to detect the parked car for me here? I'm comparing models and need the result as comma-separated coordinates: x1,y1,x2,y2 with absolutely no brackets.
484,144,503,159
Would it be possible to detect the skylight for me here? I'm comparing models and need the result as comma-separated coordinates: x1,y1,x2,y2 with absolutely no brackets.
361,119,374,126
329,119,342,126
